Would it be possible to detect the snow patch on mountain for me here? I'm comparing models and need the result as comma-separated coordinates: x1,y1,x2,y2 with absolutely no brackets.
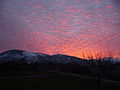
0,53,8,58
23,51,38,62
0,50,24,59
23,52,37,57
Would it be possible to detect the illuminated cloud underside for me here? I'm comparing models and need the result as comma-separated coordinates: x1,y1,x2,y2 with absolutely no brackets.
0,0,120,58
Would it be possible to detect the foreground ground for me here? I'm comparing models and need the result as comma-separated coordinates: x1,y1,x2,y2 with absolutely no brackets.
0,70,120,90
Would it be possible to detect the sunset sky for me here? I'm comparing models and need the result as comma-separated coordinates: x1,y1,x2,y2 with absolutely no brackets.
0,0,120,58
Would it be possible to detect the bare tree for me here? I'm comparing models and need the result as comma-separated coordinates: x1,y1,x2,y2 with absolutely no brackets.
82,52,113,90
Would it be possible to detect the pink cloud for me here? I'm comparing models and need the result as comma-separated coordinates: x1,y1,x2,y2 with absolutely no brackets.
95,0,102,3
32,3,44,8
106,5,113,8
83,14,93,19
66,7,84,13
0,49,4,53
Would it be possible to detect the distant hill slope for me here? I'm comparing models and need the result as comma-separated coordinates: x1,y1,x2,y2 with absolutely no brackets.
0,49,87,65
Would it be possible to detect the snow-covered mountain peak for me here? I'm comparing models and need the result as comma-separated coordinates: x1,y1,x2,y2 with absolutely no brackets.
23,51,37,57
0,49,88,64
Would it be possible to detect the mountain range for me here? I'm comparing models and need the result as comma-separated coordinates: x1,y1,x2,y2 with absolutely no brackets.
0,49,87,65
0,49,120,81
0,49,119,65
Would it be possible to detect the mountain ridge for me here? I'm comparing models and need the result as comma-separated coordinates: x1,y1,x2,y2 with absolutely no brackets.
0,49,119,64
0,49,86,64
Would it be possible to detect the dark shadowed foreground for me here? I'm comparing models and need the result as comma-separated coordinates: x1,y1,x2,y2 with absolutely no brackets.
0,70,120,90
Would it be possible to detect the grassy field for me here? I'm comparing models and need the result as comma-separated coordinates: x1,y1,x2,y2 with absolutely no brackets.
0,71,120,90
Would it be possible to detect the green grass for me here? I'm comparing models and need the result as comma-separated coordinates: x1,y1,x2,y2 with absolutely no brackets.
0,74,120,90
